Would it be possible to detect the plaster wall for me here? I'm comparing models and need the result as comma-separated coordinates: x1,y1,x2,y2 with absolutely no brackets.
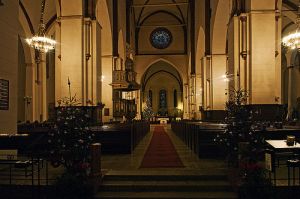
0,0,19,133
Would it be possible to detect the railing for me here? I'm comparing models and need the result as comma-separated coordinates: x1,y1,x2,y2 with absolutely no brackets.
0,152,52,186
0,143,102,198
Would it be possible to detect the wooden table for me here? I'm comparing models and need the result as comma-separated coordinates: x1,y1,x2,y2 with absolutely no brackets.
265,140,300,184
266,140,300,151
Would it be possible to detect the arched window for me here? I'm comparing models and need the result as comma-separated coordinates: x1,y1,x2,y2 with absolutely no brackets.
159,89,167,108
173,89,177,108
148,90,152,107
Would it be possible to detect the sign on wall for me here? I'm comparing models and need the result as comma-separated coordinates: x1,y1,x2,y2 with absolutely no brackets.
0,79,9,110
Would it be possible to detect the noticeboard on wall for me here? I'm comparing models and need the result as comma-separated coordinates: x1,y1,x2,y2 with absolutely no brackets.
0,79,9,110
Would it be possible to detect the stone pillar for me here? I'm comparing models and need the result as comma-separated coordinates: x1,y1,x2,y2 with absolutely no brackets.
211,54,227,110
227,15,240,91
91,20,102,104
25,63,35,122
287,65,294,119
57,0,101,107
34,54,47,122
202,56,212,110
201,54,227,111
247,0,277,104
101,56,113,122
55,21,62,105
195,70,202,119
228,0,279,104
40,54,47,121
275,11,282,104
189,74,196,118
287,50,298,119
183,83,189,119
59,0,85,104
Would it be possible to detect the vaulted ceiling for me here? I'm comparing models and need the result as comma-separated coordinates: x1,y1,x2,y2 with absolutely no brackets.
282,0,300,35
20,0,56,34
17,0,300,41
132,0,189,28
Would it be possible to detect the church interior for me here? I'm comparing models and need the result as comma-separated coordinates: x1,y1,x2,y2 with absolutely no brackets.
1,0,300,198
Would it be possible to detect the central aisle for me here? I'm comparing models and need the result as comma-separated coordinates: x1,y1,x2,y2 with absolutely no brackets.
97,125,237,199
101,124,226,171
140,126,184,168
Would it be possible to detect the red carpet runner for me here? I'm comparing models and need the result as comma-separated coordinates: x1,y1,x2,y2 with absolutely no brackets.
140,126,184,168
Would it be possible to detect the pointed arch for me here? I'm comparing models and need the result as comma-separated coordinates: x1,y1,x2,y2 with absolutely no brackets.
211,0,230,54
96,0,113,56
141,59,183,92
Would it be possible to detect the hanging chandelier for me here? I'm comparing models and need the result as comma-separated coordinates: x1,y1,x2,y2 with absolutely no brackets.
282,1,300,50
26,0,56,53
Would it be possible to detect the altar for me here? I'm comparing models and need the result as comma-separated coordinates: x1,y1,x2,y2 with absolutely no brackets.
157,117,169,124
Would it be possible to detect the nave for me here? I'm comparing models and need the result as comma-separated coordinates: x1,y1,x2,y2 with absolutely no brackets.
98,124,237,199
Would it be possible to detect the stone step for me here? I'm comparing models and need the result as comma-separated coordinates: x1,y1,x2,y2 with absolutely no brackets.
101,180,233,192
97,169,237,199
103,170,229,181
95,191,238,199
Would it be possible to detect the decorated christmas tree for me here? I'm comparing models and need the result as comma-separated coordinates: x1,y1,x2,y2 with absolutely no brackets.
142,97,154,120
215,89,264,165
48,95,94,175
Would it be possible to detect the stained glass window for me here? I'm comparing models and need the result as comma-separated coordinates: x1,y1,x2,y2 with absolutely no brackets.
174,89,177,108
159,89,167,108
150,28,172,49
148,90,152,107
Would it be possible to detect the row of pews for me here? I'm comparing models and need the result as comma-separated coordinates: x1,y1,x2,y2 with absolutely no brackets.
171,121,226,158
91,120,150,153
1,120,150,155
171,120,300,159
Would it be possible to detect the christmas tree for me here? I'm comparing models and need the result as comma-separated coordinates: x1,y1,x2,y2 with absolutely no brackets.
142,97,154,120
48,95,94,175
215,89,264,165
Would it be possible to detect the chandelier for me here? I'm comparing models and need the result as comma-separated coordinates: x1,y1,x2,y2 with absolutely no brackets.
26,0,56,53
282,1,300,50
